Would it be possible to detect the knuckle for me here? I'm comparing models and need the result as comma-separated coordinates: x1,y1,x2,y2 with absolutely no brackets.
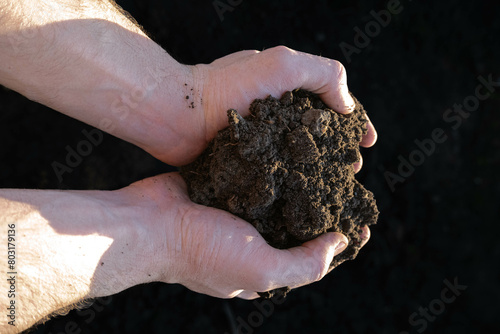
252,266,274,291
303,256,328,283
332,59,348,84
249,253,279,292
269,45,294,56
262,45,301,88
266,45,297,66
311,263,327,283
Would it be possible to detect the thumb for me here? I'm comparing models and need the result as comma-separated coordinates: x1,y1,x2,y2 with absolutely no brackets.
325,69,356,114
270,232,348,290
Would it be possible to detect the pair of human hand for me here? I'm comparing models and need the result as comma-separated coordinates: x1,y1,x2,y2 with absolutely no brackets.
0,3,377,330
126,46,377,299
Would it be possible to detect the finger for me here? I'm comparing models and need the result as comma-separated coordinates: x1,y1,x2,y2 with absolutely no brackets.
360,114,377,147
285,50,355,114
255,47,355,114
359,225,371,248
326,226,372,274
236,291,260,300
264,232,348,291
353,154,363,174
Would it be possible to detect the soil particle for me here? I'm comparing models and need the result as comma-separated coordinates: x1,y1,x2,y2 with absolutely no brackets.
181,89,378,297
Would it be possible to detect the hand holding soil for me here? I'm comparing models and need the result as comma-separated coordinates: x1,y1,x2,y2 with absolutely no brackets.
0,0,378,327
145,46,378,165
123,173,357,300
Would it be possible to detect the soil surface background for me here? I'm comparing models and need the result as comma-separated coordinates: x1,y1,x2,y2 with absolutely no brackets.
1,1,498,333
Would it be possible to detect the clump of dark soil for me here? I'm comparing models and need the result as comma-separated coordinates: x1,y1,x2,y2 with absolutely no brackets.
181,89,378,295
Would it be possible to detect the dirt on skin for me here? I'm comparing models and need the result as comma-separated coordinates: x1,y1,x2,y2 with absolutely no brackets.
181,89,379,297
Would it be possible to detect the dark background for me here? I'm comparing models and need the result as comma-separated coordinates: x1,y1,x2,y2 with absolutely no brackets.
1,0,498,333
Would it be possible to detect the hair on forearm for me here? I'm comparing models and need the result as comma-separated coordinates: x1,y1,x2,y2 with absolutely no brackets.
104,0,150,37
30,298,95,329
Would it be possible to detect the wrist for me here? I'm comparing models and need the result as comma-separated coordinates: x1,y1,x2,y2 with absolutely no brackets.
0,181,179,330
84,188,163,298
134,62,204,164
110,173,199,287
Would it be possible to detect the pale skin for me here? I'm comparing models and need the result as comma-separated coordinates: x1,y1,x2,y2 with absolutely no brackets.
0,0,377,332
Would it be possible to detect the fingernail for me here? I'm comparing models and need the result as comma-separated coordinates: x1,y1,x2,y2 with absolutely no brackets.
335,241,347,253
359,226,370,241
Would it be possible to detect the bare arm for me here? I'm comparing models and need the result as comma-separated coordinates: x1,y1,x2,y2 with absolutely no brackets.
0,0,194,164
0,183,153,332
0,173,355,333
0,0,376,167
0,1,375,332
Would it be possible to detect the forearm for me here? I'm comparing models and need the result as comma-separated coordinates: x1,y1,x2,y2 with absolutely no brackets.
0,188,154,333
0,0,195,163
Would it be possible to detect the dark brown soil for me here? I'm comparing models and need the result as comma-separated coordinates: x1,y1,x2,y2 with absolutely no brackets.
181,89,378,296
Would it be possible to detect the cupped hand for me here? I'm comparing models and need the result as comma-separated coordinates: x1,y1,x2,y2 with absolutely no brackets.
121,173,371,299
151,46,376,167
193,46,377,166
